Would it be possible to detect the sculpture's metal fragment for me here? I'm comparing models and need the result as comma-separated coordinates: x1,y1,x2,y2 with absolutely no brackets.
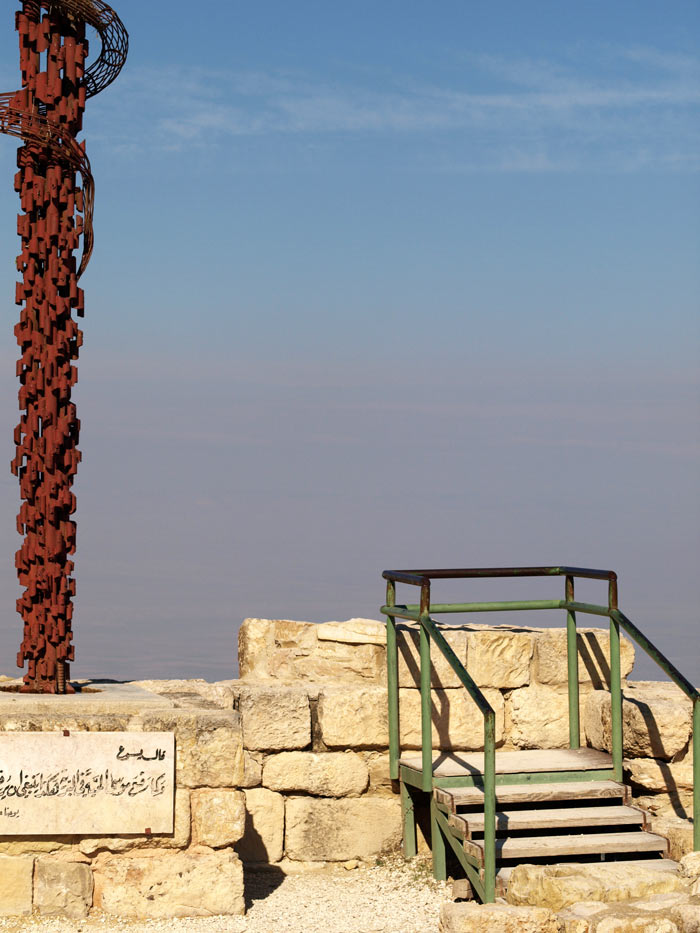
0,1,127,692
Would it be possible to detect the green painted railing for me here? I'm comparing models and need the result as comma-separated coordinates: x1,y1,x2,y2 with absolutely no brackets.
381,566,700,901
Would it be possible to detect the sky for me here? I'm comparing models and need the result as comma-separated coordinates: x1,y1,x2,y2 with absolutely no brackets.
0,0,698,682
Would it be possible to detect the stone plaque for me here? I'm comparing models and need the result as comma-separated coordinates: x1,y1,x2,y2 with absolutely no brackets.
0,732,174,835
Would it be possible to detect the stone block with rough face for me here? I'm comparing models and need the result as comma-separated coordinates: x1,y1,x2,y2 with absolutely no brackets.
95,849,244,918
594,916,679,933
240,750,263,787
318,686,388,748
238,617,276,679
506,862,684,911
556,900,608,933
670,903,700,932
133,708,244,787
362,752,394,796
507,682,575,749
0,855,33,916
238,618,386,684
236,684,311,751
191,789,246,848
679,852,700,879
585,682,692,760
285,796,400,861
399,687,505,749
129,679,234,709
262,751,369,797
625,755,693,795
466,628,534,688
0,837,76,857
650,816,694,861
534,628,634,687
440,901,559,932
397,624,468,688
237,787,284,863
34,860,92,918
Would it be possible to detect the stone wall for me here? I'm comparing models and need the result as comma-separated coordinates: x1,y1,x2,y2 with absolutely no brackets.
226,616,640,870
0,681,245,919
1,613,694,919
584,680,696,859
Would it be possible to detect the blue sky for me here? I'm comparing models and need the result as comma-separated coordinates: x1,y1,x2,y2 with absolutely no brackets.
0,1,698,681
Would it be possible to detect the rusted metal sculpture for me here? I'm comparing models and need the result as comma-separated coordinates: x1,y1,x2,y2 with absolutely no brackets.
0,1,127,692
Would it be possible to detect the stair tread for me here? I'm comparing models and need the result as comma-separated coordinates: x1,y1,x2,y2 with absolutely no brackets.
435,780,629,811
401,747,612,778
449,805,645,835
465,831,668,862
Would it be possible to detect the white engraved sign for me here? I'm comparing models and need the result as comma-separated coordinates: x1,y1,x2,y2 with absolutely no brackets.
0,732,174,835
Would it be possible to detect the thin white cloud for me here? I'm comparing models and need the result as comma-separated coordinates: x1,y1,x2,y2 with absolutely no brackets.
85,46,699,172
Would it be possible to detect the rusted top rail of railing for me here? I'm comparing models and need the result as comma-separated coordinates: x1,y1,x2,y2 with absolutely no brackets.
383,565,616,585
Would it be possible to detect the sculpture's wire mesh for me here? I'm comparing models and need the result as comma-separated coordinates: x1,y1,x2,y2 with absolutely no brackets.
0,1,127,692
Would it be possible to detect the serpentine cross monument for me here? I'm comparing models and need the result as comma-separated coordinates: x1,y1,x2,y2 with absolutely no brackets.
0,0,128,693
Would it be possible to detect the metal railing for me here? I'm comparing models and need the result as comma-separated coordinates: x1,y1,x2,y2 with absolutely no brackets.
380,566,699,901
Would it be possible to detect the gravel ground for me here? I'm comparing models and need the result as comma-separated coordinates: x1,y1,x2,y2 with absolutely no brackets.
0,857,451,933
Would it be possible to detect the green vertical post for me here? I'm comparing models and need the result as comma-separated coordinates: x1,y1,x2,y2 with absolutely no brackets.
430,797,447,880
419,619,432,792
609,577,623,782
566,575,580,748
694,699,700,850
420,582,432,793
385,580,400,781
482,710,496,903
401,780,417,858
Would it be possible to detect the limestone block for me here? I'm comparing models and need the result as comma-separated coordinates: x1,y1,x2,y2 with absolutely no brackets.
534,628,634,687
1,712,131,733
0,837,76,856
0,855,33,916
96,848,244,918
285,797,400,861
79,788,191,855
316,619,386,645
670,903,700,933
362,752,394,796
398,687,504,750
507,682,573,749
239,617,387,684
466,628,533,688
309,640,386,685
262,751,368,796
557,901,608,933
585,683,692,760
506,863,684,911
594,917,678,933
679,852,700,879
439,901,559,932
241,750,263,787
650,816,694,861
318,686,388,748
34,860,92,918
397,624,468,689
632,892,689,912
237,685,310,751
129,679,234,709
238,618,276,679
192,789,246,848
133,708,243,787
237,788,284,863
625,756,693,794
